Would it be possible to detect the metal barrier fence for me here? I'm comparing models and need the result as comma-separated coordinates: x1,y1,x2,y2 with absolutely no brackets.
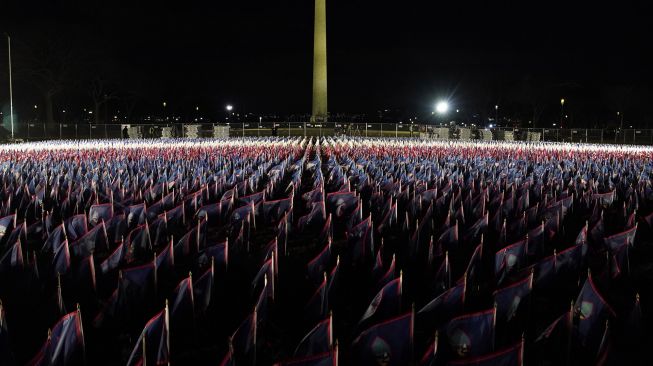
4,122,653,145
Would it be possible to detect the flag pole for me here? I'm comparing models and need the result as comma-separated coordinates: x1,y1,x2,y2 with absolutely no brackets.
227,336,234,365
153,253,158,298
321,271,327,314
57,272,65,315
414,218,419,255
434,330,439,361
271,252,276,302
462,273,468,308
527,267,535,338
102,219,109,252
328,311,333,349
189,271,196,333
253,307,258,366
445,251,451,288
520,333,525,366
370,217,375,256
0,299,3,328
169,237,175,267
284,213,289,256
165,300,170,366
6,33,14,140
225,237,229,272
274,237,279,280
492,302,497,351
410,303,415,365
142,330,147,366
626,236,631,275
77,303,87,366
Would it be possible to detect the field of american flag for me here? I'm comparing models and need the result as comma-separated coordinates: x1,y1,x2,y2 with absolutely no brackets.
0,137,651,365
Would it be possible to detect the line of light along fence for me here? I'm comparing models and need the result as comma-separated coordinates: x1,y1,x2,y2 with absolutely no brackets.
5,122,653,145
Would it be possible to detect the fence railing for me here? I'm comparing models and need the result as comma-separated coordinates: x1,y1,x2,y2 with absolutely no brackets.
3,122,653,145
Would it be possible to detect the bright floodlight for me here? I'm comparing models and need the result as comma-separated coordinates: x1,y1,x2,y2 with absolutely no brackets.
226,105,234,111
435,101,449,114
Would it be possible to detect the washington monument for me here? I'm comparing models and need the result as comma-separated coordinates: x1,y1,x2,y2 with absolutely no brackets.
312,0,328,122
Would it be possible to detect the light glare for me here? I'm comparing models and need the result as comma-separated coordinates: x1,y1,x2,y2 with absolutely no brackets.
435,101,449,114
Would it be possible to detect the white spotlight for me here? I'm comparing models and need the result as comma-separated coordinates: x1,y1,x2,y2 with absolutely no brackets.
435,101,449,114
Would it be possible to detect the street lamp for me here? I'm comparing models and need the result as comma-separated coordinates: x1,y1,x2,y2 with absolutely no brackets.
162,101,167,121
6,33,14,139
494,105,499,127
495,104,499,119
435,101,449,126
436,101,449,125
560,98,565,128
435,101,449,114
225,105,234,122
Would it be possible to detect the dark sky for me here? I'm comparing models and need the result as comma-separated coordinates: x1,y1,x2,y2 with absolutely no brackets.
1,0,652,123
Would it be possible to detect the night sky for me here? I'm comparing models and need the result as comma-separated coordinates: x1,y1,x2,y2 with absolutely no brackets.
1,0,652,125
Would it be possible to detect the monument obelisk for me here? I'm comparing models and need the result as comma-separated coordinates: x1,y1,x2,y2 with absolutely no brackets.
311,0,327,122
